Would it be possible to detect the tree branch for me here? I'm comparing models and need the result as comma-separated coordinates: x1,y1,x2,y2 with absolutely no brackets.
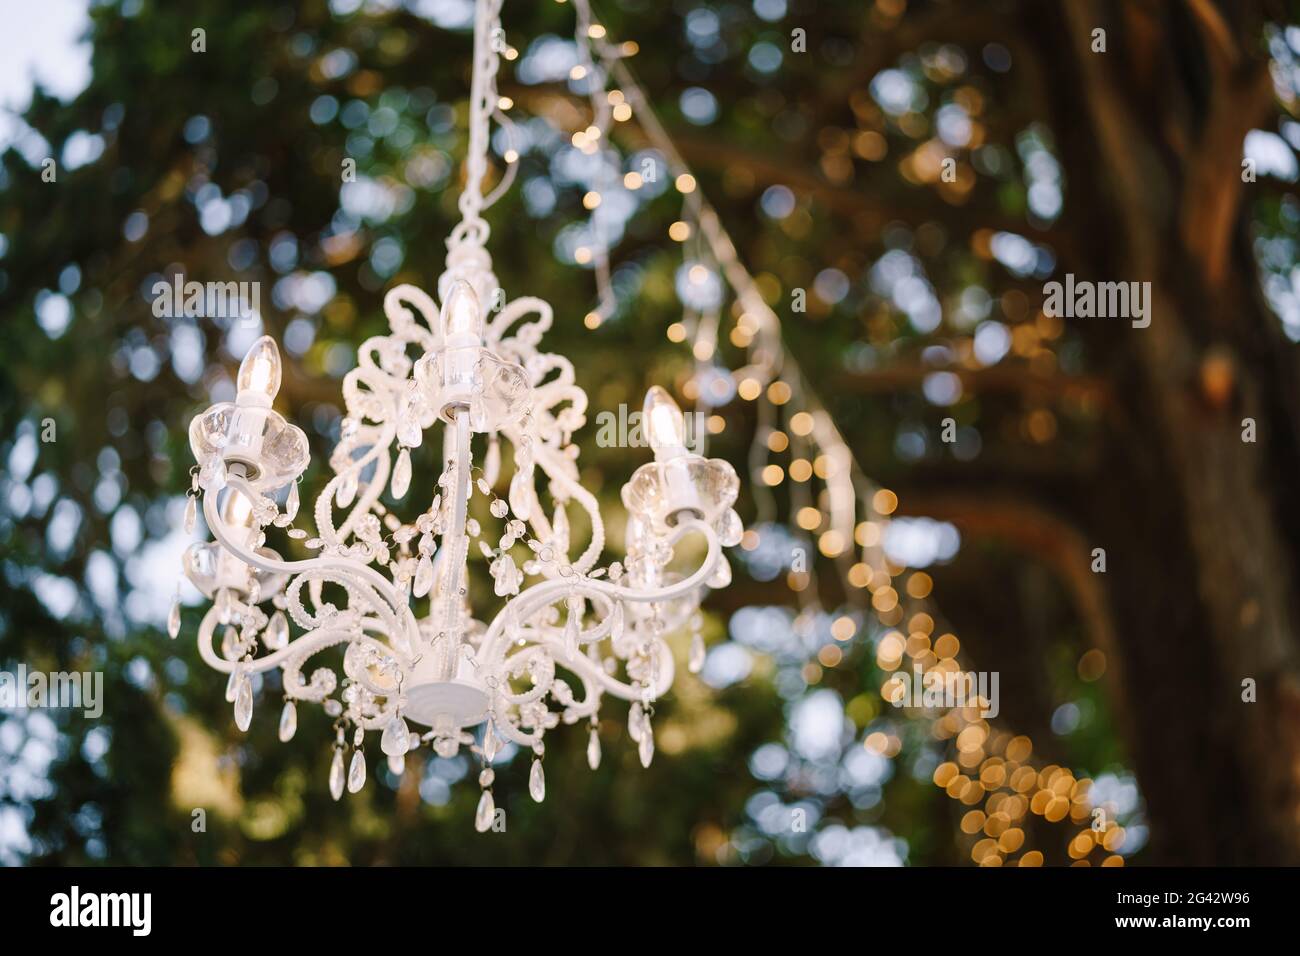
894,490,1130,734
835,364,1113,408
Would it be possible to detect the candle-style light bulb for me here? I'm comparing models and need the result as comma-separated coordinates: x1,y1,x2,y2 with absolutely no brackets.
237,335,282,405
220,489,258,548
222,489,255,527
643,386,689,460
440,280,483,347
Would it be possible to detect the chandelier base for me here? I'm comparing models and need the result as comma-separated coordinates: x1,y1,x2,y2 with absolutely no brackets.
404,653,491,729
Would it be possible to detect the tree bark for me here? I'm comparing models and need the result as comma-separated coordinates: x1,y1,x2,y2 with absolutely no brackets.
1052,0,1300,864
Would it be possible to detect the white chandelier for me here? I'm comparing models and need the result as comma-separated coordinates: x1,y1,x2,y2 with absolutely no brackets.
172,0,741,830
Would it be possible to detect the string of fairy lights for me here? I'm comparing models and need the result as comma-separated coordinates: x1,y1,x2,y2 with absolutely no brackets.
484,0,1125,866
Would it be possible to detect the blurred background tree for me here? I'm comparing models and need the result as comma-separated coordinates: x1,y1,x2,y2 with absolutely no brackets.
1,0,1298,865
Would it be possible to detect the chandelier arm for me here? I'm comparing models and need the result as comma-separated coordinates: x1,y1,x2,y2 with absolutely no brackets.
486,632,669,750
560,589,619,643
477,519,720,665
314,421,395,547
492,643,555,706
286,576,365,636
383,284,441,345
495,423,602,577
305,418,393,617
490,700,543,747
550,661,602,718
346,359,407,400
197,593,414,729
482,592,619,672
487,628,672,703
488,627,665,711
533,444,605,573
487,294,553,341
195,604,358,677
299,558,403,649
337,621,417,702
553,635,674,702
202,484,417,644
209,479,393,600
197,611,407,731
282,569,412,660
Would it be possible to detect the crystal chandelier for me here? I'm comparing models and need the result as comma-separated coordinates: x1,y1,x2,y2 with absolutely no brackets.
173,0,741,830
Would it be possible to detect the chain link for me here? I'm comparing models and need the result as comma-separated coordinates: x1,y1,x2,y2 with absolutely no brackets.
453,0,506,249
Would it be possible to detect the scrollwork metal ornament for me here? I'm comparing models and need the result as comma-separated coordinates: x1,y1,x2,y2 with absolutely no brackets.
175,0,741,829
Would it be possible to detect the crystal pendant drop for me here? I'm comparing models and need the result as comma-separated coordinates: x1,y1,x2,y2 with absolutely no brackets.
717,508,743,547
198,455,226,491
475,789,495,832
638,720,655,768
509,469,533,521
629,697,650,743
413,554,434,597
167,594,181,639
397,408,422,447
221,626,239,660
483,725,500,762
381,714,409,757
609,601,624,642
628,701,644,743
587,727,601,770
329,749,345,800
184,496,197,534
529,758,546,802
234,674,253,732
278,699,297,742
285,481,300,521
387,753,405,776
707,554,732,588
337,471,358,508
689,632,706,674
347,750,367,793
491,553,520,596
392,447,412,498
225,666,241,703
264,609,289,651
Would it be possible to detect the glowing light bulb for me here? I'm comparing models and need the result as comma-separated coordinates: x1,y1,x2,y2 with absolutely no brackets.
222,489,256,537
237,336,282,404
440,280,483,347
643,386,688,460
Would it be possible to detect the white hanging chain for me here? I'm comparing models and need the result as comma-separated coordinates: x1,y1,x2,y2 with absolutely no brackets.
452,0,506,250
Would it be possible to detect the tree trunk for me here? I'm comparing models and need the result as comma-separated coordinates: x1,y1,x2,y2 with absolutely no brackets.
1054,0,1300,863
